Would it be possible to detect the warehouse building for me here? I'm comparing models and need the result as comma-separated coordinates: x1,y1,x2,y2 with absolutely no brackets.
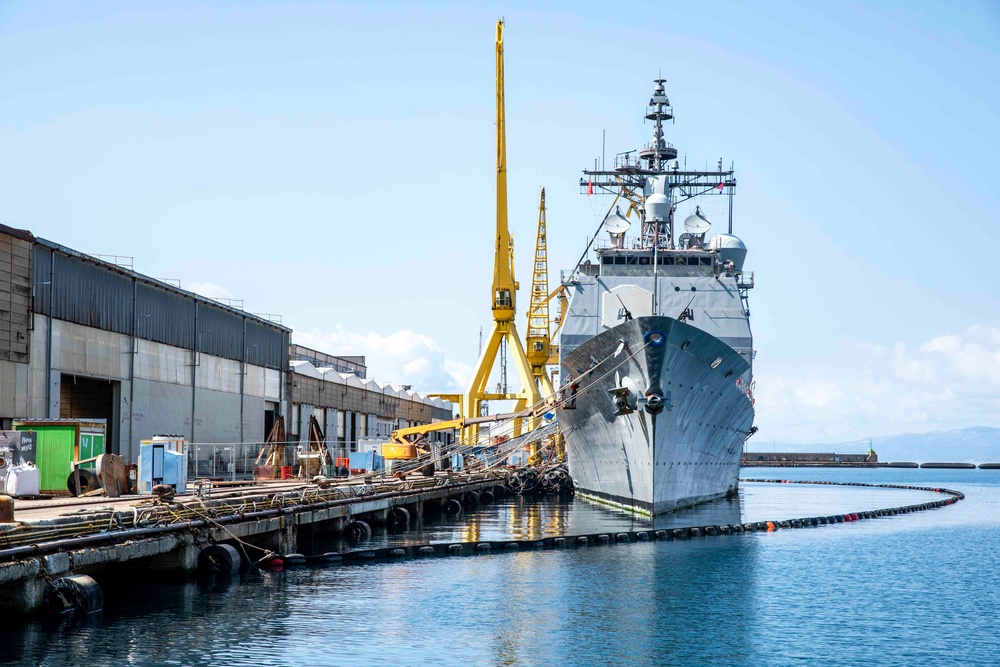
0,224,454,467
287,344,455,458
0,224,289,463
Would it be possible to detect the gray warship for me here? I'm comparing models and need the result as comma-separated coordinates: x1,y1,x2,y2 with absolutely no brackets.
555,79,756,516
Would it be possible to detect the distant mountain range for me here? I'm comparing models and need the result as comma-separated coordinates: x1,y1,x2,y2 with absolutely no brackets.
747,426,1000,463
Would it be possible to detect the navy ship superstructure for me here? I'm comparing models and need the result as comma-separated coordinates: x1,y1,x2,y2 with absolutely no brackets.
555,79,756,516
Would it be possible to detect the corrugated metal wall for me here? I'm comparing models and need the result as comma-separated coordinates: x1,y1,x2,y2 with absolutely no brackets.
32,243,288,369
34,247,133,334
136,282,195,348
246,320,285,369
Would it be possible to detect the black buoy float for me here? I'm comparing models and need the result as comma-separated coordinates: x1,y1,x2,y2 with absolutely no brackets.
388,507,410,534
47,574,103,615
199,544,242,575
345,519,372,542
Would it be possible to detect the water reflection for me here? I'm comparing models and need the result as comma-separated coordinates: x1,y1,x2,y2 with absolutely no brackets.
3,477,963,667
308,480,938,557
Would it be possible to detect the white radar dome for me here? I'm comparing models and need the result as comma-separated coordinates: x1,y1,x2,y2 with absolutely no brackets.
602,207,631,235
708,234,748,272
683,206,712,235
644,192,670,222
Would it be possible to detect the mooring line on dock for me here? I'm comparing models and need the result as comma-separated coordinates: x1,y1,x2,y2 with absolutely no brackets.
284,480,965,567
0,472,511,560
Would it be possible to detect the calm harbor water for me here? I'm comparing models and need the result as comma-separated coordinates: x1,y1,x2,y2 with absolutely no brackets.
6,467,999,667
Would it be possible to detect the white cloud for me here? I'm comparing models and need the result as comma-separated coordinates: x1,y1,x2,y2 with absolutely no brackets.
293,325,472,393
894,326,1000,387
755,326,1000,443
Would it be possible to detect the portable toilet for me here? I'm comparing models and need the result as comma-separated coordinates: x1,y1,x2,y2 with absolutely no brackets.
12,419,107,495
150,434,187,454
138,438,188,494
163,449,187,493
151,435,188,486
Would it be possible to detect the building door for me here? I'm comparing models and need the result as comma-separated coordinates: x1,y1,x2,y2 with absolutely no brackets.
60,374,118,455
263,401,278,442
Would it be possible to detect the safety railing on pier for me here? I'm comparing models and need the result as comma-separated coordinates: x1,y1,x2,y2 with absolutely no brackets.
185,442,351,482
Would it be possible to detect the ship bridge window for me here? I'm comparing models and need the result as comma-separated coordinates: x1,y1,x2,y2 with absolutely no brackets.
700,257,712,266
614,256,626,265
658,257,674,265
676,257,687,266
602,257,614,265
639,256,650,265
626,256,638,265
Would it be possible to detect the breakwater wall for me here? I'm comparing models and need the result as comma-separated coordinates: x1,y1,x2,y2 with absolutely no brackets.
742,452,879,467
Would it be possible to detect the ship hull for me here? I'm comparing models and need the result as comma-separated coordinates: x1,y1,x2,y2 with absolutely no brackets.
557,316,754,516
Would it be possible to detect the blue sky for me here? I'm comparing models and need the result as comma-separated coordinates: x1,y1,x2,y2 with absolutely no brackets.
2,1,999,443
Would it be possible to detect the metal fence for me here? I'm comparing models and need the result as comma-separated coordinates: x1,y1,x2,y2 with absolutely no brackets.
186,442,351,481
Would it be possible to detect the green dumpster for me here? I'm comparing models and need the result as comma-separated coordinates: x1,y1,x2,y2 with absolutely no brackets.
12,419,107,495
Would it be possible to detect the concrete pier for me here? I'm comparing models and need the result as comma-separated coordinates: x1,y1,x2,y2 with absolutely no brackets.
0,471,507,615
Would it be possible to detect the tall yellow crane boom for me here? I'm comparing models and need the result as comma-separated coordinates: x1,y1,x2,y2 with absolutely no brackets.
492,19,515,320
463,20,541,443
525,188,555,398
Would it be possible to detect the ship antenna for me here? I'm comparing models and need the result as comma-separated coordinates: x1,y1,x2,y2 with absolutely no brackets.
639,79,676,172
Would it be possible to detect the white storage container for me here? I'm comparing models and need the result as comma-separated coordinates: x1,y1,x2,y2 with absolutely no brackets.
5,463,41,497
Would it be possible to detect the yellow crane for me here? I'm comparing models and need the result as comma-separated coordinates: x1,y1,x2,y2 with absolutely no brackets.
462,19,541,443
524,188,556,398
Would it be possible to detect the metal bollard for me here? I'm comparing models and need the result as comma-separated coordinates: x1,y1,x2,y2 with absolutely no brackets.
0,495,13,523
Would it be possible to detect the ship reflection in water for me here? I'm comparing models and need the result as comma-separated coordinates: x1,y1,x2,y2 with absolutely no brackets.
301,481,940,555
